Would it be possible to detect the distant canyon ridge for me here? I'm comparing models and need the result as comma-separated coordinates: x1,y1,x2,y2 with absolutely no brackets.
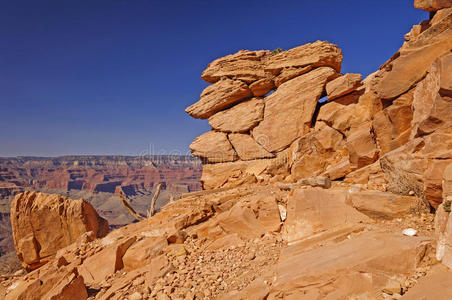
0,155,201,260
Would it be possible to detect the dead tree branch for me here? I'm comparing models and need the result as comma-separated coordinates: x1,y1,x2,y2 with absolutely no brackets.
118,190,145,221
148,183,163,218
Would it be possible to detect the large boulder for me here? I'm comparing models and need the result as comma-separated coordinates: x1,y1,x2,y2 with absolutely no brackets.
348,190,425,219
11,191,109,270
284,188,369,244
201,50,271,84
252,67,337,152
189,131,238,163
208,98,264,133
228,133,274,160
373,89,414,155
271,232,432,298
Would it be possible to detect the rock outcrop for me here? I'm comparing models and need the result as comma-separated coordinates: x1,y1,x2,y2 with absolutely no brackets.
10,191,108,270
185,4,452,211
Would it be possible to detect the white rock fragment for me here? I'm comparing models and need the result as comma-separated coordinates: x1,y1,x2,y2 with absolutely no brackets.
402,228,417,236
278,204,287,222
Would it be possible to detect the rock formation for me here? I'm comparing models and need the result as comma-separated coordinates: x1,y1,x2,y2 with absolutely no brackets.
3,1,452,299
11,191,108,271
186,5,452,211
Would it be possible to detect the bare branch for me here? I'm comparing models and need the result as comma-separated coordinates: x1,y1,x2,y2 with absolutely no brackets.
148,183,163,218
118,190,145,221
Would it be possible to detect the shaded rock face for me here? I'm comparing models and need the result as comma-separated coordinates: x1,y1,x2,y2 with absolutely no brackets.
11,191,108,271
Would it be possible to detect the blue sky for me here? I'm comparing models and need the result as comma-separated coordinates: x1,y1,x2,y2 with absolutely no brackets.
0,0,426,157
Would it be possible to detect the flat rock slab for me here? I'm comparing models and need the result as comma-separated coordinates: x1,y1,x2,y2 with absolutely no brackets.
284,188,370,244
273,232,432,294
208,98,264,133
264,41,342,74
401,266,452,299
201,49,271,84
185,78,252,119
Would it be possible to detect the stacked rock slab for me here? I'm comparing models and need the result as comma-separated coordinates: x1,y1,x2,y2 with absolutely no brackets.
10,191,109,271
187,6,452,211
187,41,348,189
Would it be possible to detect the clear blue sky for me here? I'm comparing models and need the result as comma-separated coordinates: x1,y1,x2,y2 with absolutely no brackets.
0,0,426,157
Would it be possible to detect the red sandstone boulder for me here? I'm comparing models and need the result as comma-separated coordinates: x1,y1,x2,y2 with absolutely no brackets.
201,50,271,84
252,67,337,152
208,98,264,133
189,131,238,163
185,78,252,119
264,41,343,74
284,188,369,244
411,53,452,138
326,73,362,101
249,78,275,96
414,0,452,11
11,191,108,270
228,133,274,160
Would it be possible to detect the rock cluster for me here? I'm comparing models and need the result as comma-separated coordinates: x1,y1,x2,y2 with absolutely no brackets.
186,6,452,211
0,184,437,299
10,191,109,271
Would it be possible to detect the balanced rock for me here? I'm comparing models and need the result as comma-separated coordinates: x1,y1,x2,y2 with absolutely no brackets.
11,191,108,270
185,78,252,119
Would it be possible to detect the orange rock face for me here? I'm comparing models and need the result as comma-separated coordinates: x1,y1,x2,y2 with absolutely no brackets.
10,191,108,270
